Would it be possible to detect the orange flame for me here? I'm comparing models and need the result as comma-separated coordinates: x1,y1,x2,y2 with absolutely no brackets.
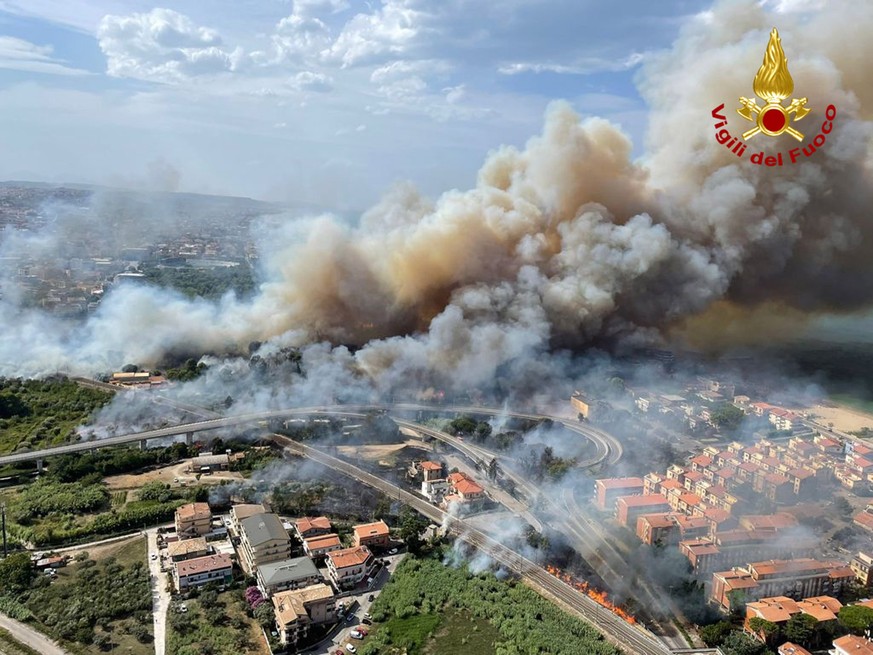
546,565,637,624
753,28,794,103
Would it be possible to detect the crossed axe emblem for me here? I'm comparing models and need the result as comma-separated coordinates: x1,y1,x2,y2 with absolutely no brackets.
736,96,810,141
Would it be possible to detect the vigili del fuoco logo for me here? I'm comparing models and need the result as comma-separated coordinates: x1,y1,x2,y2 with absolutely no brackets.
711,28,836,166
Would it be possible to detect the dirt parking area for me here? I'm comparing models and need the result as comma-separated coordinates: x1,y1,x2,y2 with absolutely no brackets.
105,461,245,490
791,403,873,433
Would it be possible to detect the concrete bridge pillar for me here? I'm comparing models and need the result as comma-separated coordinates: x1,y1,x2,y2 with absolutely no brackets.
139,439,148,450
186,432,194,445
36,458,43,473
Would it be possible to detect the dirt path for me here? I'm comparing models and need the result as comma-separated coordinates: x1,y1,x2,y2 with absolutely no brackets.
0,614,69,655
104,461,244,490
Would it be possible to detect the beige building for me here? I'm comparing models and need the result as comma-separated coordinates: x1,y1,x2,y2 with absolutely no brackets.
326,546,374,590
294,517,332,541
272,583,336,647
167,537,210,562
229,503,267,535
303,534,342,559
352,521,390,549
239,513,293,573
175,502,212,539
174,553,233,591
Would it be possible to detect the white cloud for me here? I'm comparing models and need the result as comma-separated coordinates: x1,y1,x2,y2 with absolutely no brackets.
325,0,424,67
0,36,90,76
294,0,350,18
443,84,465,104
498,52,648,76
289,70,333,92
97,8,245,82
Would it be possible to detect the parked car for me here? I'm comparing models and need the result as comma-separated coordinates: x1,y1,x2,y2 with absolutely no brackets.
345,645,357,654
350,630,363,640
179,604,188,613
389,548,398,554
367,594,375,602
363,613,371,620
150,553,158,560
362,618,372,625
347,613,355,622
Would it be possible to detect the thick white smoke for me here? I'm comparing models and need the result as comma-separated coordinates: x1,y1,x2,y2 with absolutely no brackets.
2,0,872,388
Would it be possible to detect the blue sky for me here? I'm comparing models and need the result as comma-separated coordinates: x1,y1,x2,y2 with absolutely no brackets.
0,0,799,209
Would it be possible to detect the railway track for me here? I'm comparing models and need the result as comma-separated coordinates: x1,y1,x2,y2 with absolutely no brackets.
276,433,670,655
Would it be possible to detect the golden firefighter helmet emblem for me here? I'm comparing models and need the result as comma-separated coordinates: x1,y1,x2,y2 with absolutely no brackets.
737,28,810,141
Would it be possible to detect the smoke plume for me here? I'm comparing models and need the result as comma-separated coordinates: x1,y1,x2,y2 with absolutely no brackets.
2,0,873,388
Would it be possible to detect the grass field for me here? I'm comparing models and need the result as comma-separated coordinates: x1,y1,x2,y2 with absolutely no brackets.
423,611,500,654
0,628,42,655
25,537,153,655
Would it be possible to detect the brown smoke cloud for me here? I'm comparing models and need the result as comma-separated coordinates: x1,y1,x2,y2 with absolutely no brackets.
3,0,873,385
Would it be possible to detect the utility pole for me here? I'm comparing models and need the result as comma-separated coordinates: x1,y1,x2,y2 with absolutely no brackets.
1,503,7,558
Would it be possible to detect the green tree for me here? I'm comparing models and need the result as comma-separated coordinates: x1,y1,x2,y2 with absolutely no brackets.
784,613,817,645
699,620,733,647
747,617,780,645
833,496,853,516
719,631,767,655
396,507,429,554
711,404,745,430
839,604,873,634
0,552,35,594
254,602,274,629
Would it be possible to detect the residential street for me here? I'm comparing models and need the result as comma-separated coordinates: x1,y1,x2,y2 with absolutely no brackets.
146,528,169,655
301,552,405,655
0,612,69,655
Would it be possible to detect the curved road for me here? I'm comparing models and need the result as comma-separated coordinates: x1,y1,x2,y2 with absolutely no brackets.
275,434,670,655
0,404,619,469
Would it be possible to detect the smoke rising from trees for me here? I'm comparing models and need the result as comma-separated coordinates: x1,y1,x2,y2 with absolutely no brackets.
1,0,872,391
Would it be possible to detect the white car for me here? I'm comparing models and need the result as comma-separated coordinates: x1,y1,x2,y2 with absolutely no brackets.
150,553,158,560
350,630,363,640
389,548,398,555
345,645,357,654
179,604,188,613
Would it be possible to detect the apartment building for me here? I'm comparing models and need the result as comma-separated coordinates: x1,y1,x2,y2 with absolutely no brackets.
294,517,332,541
174,553,233,591
238,513,293,573
302,534,342,559
353,521,390,549
272,583,336,648
615,495,670,528
175,502,212,539
256,556,322,596
594,477,644,511
326,546,374,590
229,503,267,535
166,537,210,562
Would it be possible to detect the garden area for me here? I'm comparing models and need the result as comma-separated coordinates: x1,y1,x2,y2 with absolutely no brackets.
0,537,153,655
166,587,269,655
357,554,621,655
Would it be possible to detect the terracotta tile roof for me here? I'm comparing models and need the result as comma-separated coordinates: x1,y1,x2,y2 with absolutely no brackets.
596,477,644,488
660,479,684,490
176,502,211,520
304,534,341,549
273,583,334,625
419,461,443,471
778,641,812,655
691,455,713,467
618,495,670,508
167,537,208,558
328,546,372,570
739,513,798,531
796,596,842,621
447,472,471,485
454,478,484,495
833,635,873,655
353,521,390,539
175,553,231,578
296,516,332,533
638,513,675,529
854,511,873,531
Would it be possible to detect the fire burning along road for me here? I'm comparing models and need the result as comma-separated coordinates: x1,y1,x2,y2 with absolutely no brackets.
546,565,637,625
